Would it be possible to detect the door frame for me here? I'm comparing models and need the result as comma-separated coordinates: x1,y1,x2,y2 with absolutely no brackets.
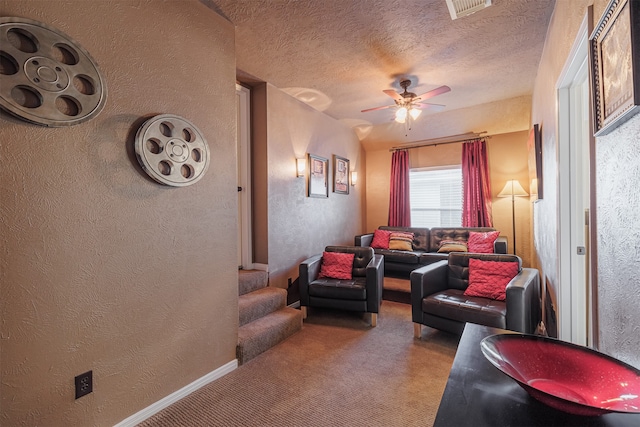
236,83,253,270
556,8,598,346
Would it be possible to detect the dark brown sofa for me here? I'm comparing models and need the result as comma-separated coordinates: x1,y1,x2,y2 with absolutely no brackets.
355,226,508,277
411,252,541,337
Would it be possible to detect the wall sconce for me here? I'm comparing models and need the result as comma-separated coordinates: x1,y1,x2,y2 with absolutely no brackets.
296,158,306,177
351,171,357,186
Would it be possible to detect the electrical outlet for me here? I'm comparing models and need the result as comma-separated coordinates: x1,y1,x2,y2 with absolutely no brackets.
75,370,93,399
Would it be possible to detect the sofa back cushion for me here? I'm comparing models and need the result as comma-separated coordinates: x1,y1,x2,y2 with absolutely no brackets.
447,252,521,291
325,245,374,277
429,227,497,252
379,226,430,252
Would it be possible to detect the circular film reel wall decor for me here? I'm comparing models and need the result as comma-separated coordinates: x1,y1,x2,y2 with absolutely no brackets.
134,114,211,187
0,17,107,127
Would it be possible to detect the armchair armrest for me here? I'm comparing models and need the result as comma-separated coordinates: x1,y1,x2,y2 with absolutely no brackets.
505,268,541,333
355,233,374,247
410,260,448,323
299,254,322,306
365,254,384,313
494,236,508,254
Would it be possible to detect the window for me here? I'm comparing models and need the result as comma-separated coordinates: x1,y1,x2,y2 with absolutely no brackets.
409,166,462,228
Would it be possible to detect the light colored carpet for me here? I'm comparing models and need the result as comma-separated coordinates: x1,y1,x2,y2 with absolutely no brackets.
138,301,459,427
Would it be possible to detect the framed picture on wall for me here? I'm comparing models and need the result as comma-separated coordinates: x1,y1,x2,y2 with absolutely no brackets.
333,155,349,195
308,154,328,198
527,123,543,199
589,0,640,136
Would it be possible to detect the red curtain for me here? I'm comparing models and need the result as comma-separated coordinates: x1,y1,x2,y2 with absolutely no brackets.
462,139,493,227
388,149,411,227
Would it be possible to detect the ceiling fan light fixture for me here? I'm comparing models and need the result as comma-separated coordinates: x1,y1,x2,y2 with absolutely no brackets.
395,106,408,122
409,108,422,120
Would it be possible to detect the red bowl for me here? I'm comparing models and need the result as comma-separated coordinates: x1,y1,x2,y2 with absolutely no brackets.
480,333,640,416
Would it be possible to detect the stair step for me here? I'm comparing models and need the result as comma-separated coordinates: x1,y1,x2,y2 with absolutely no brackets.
239,287,287,327
239,269,268,295
237,307,302,365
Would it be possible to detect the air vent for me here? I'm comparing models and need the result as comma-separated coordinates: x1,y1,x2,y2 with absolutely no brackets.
445,0,492,20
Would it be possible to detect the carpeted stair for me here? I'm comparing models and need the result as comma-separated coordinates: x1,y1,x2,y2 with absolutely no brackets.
237,270,302,364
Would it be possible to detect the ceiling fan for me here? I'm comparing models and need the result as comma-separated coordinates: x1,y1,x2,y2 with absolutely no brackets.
361,79,451,123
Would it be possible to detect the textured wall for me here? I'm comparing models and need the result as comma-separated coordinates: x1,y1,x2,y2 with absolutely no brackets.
264,84,365,289
487,131,531,267
0,1,237,425
596,115,640,368
531,0,640,366
364,131,531,266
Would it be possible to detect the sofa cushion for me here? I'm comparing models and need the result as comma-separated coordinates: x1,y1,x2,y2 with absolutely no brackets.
463,258,519,300
418,252,448,264
380,226,430,252
308,277,367,300
447,252,521,291
319,251,354,280
437,240,468,253
429,227,497,252
467,231,501,253
371,229,391,249
375,249,420,264
388,231,414,251
422,289,507,329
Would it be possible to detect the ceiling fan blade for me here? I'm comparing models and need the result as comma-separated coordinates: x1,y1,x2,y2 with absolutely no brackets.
361,105,394,113
415,85,451,101
383,89,404,102
414,103,446,112
413,102,445,110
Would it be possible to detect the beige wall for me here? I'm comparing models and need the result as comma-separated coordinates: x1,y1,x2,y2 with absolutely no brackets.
487,131,531,266
365,131,531,265
0,1,237,425
261,84,365,289
532,0,640,367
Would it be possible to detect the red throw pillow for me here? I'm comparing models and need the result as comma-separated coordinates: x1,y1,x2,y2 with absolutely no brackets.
370,229,392,249
318,251,355,280
464,258,519,301
467,231,500,253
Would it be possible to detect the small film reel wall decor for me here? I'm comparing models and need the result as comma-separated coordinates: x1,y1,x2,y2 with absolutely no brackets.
134,114,211,187
0,17,107,126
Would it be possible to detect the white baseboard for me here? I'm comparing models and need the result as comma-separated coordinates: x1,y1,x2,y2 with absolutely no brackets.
288,300,300,308
252,263,269,272
114,359,238,427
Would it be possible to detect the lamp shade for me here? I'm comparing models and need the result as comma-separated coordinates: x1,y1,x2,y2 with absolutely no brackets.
498,180,528,197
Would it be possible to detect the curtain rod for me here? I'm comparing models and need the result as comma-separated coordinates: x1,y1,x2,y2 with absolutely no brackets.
389,131,489,152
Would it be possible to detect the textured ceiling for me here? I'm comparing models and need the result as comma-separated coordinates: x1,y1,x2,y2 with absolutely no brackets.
204,0,556,146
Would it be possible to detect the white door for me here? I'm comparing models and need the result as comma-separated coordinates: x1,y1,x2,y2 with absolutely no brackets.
236,84,252,270
557,12,593,346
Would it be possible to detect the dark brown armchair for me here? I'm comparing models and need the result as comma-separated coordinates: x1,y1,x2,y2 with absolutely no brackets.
411,252,541,338
299,246,384,326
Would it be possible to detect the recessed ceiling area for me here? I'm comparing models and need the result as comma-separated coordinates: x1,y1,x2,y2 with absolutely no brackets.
204,0,556,148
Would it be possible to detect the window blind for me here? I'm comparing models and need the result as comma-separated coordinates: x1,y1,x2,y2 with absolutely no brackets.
409,167,462,228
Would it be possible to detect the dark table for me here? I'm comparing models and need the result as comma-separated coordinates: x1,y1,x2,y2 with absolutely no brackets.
434,323,640,427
